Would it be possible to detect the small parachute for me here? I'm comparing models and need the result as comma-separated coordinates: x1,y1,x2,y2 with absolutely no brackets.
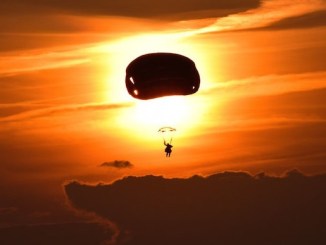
125,53,200,100
158,127,176,144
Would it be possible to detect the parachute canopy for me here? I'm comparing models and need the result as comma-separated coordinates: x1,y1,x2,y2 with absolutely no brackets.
158,127,176,144
126,53,200,100
158,127,176,134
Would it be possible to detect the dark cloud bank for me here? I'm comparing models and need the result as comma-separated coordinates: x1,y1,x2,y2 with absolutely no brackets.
0,222,114,245
2,0,261,19
65,170,326,245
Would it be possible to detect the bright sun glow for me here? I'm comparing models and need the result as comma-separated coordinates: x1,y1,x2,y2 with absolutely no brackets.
96,31,213,141
134,97,191,128
117,95,205,141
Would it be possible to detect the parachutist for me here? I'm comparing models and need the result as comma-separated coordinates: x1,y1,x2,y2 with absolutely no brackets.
164,140,173,157
159,127,175,157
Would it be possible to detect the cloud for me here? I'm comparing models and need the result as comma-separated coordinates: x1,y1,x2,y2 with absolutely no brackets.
0,222,115,244
65,171,326,244
262,9,326,29
194,0,326,34
0,102,133,123
202,71,326,99
100,160,134,169
0,207,18,216
213,87,326,133
1,0,261,20
0,47,91,76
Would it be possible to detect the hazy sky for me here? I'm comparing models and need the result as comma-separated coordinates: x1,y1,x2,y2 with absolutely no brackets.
1,0,326,243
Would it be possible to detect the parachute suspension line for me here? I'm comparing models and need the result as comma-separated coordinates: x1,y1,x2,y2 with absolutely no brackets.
164,138,172,144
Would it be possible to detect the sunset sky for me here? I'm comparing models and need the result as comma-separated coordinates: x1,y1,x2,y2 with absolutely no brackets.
1,0,326,243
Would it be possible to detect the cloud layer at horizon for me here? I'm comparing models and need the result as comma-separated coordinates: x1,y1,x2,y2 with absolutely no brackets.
65,170,326,244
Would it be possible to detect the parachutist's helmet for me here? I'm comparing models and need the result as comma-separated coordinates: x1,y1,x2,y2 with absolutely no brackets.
125,53,200,100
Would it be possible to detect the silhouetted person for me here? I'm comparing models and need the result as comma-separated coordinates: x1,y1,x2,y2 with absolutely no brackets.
164,141,173,157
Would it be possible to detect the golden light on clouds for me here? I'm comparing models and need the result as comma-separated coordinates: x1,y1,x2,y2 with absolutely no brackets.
197,0,326,33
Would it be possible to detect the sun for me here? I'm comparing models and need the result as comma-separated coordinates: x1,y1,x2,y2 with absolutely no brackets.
133,96,191,128
97,31,213,142
116,95,205,142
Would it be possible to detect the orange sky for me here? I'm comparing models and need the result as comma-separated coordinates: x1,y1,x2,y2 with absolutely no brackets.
1,0,326,230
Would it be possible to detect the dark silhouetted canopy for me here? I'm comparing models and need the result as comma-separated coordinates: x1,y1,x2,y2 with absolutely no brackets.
125,53,200,100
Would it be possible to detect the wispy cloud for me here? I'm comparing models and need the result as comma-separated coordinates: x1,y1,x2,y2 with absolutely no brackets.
0,47,92,76
0,102,133,123
202,71,326,98
184,0,326,35
0,36,142,76
196,71,326,136
211,116,326,135
2,1,324,76
262,9,326,29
